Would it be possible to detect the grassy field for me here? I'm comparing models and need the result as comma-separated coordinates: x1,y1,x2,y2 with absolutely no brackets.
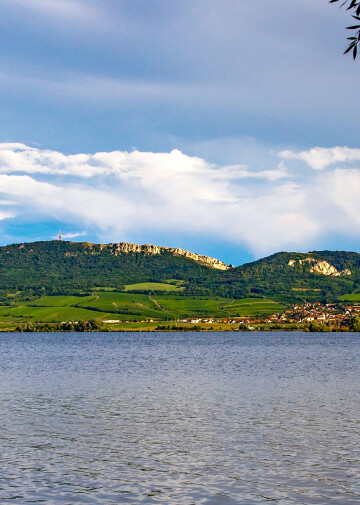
340,293,360,301
220,298,285,316
0,291,285,326
24,295,96,306
76,291,166,319
0,305,115,323
123,282,183,292
155,296,284,318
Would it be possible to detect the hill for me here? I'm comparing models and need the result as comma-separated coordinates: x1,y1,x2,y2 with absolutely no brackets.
0,240,219,295
215,250,360,302
0,241,360,304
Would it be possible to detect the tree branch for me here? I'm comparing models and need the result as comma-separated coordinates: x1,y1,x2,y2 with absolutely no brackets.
330,0,360,58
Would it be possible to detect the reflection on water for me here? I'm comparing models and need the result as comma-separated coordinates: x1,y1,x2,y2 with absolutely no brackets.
0,332,359,504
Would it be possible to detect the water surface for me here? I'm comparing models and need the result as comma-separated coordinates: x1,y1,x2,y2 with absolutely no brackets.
0,332,359,504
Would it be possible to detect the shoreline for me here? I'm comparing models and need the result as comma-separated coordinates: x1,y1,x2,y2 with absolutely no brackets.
1,324,355,333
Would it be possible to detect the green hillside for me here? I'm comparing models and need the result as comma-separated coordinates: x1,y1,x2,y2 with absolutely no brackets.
214,251,360,302
0,240,217,294
0,241,360,310
0,291,285,327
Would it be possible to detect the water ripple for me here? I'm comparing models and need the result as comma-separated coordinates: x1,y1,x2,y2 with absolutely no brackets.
0,332,359,504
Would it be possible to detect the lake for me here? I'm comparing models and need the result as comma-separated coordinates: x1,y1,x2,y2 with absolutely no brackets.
0,332,359,504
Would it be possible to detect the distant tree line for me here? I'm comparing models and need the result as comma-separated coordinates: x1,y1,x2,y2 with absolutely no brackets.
16,319,103,332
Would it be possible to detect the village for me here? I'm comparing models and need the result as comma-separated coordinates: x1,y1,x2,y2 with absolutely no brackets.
180,302,360,329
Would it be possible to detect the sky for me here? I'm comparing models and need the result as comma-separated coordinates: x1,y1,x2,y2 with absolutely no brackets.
0,0,360,266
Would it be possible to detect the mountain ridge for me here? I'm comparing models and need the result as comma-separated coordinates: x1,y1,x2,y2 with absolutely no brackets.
102,241,231,270
1,240,360,302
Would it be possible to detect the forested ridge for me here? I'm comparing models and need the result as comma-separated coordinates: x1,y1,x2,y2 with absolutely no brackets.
0,241,360,302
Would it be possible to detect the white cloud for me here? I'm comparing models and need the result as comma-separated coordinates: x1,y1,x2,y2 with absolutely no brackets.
0,210,15,220
1,143,360,256
279,146,360,171
0,143,288,183
3,0,99,22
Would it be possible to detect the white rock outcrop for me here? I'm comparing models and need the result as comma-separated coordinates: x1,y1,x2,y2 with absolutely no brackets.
109,242,231,270
288,258,351,277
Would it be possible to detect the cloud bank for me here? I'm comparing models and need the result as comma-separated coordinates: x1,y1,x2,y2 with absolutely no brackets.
279,146,360,171
1,0,359,154
0,143,360,258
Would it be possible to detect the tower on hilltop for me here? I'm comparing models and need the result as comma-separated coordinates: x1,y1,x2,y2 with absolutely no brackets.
59,230,62,241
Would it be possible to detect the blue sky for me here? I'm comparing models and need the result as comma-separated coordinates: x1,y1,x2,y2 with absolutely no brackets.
0,0,360,265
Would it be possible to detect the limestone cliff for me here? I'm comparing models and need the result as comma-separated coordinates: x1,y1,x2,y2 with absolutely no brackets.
288,257,351,277
108,242,231,270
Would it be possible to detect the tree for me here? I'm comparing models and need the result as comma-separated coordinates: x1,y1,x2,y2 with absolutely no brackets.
349,315,360,331
330,0,360,59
